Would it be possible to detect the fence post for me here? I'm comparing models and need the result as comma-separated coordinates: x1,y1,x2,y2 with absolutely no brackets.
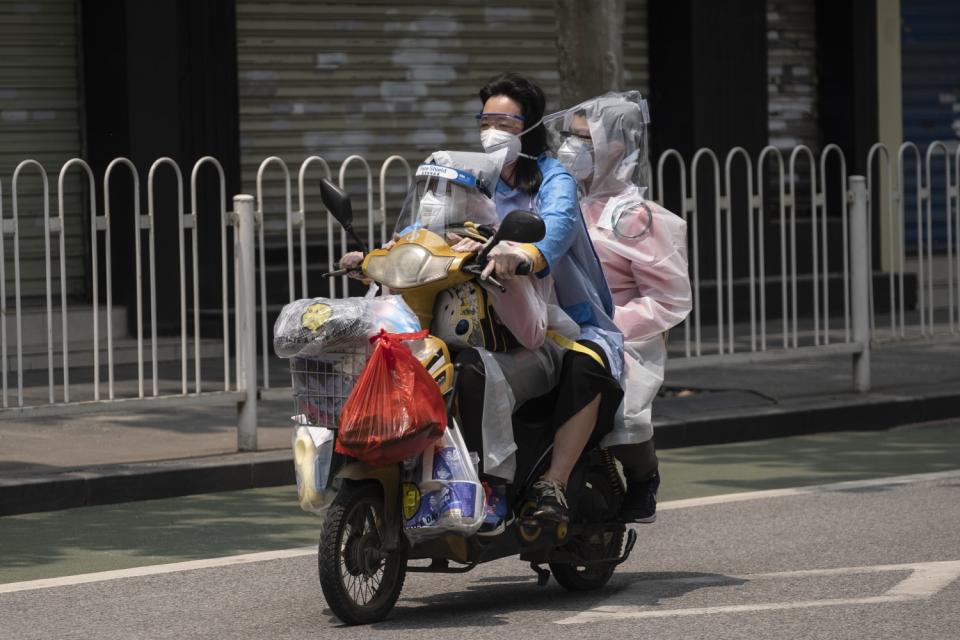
234,194,258,451
849,175,872,392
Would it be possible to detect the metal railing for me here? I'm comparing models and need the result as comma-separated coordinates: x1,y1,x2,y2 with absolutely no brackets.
252,155,412,388
0,156,240,416
654,142,958,377
654,144,855,360
0,140,957,449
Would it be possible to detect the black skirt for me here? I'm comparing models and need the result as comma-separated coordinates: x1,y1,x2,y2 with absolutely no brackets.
456,339,623,474
544,339,623,450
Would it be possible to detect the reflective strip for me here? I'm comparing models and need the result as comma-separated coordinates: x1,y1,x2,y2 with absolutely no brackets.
546,330,604,368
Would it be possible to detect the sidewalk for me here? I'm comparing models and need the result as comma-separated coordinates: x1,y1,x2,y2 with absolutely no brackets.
1,340,958,516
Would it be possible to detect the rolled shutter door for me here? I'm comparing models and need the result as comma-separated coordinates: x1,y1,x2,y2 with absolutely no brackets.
0,0,85,298
902,0,960,250
237,0,648,257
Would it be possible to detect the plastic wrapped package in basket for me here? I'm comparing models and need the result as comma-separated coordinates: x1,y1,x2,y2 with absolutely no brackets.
274,295,420,359
290,345,372,428
276,294,421,428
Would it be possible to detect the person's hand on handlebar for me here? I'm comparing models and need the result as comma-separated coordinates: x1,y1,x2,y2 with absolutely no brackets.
338,251,369,281
481,242,533,281
339,251,363,270
337,233,402,281
448,233,486,254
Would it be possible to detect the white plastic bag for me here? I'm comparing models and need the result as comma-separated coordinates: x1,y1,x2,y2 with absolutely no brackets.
292,425,337,515
401,420,485,543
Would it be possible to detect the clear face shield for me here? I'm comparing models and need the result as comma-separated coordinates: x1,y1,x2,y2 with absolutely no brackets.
393,157,499,239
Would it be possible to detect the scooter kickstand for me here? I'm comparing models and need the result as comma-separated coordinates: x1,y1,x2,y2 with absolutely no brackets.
530,562,551,587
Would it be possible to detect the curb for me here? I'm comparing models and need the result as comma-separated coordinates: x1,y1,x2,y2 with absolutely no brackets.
2,389,959,517
652,388,960,449
0,451,294,517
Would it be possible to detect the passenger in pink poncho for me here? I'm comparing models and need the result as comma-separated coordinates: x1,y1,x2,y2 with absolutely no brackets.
546,91,692,522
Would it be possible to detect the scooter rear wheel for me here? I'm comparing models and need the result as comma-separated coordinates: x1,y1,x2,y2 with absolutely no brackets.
549,530,624,591
318,481,407,625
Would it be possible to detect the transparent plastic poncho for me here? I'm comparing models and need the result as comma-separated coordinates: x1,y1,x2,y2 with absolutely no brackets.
544,90,652,206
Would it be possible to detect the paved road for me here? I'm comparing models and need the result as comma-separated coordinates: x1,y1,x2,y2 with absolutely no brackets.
2,420,959,639
2,471,959,639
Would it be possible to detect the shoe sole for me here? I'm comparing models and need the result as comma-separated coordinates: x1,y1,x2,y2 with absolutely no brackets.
620,511,657,524
476,514,515,537
522,515,569,528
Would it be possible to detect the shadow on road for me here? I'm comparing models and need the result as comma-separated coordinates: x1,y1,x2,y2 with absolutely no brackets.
367,571,747,629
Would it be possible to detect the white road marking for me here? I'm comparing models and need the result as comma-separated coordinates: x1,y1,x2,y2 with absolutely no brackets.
659,468,960,511
0,547,315,595
2,469,957,596
555,560,960,624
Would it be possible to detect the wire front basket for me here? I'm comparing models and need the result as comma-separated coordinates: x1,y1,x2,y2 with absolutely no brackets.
289,343,373,428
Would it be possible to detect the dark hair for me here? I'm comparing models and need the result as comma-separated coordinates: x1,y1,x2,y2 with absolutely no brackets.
479,72,548,195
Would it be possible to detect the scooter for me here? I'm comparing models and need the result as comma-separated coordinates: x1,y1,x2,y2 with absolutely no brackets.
292,176,636,626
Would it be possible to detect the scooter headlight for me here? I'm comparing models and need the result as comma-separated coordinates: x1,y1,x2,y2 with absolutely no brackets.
365,244,454,289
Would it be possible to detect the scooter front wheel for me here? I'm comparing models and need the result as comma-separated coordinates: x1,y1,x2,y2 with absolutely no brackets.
318,481,407,625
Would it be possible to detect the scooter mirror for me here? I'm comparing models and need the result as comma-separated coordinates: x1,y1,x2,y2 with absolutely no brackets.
319,178,367,253
496,210,546,244
319,179,354,229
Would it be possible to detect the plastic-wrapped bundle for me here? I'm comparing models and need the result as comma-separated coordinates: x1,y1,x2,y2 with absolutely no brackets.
400,422,486,543
273,295,420,358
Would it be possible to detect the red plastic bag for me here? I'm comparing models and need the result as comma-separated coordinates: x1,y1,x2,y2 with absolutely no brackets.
335,329,447,466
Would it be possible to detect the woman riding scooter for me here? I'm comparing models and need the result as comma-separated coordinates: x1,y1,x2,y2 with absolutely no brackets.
339,149,579,528
546,91,692,522
470,73,625,526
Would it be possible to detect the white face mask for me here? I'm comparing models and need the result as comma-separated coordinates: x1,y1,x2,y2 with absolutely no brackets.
480,129,522,165
557,136,594,181
418,190,450,227
479,116,543,166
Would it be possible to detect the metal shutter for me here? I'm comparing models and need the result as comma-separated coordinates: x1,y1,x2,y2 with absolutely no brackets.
767,0,818,151
624,0,649,96
901,0,960,250
236,0,648,250
0,0,85,298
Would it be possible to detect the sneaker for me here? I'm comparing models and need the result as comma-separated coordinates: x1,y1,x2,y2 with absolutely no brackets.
620,471,660,523
529,478,570,524
477,482,510,536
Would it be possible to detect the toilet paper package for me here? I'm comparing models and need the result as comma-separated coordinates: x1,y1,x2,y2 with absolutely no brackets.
401,423,485,543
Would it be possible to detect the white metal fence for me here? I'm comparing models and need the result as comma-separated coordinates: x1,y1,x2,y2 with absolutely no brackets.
252,154,413,389
1,156,241,411
0,141,957,448
653,142,959,366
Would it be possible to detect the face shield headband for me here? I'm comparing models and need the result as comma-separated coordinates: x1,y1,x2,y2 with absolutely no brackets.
415,163,492,197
